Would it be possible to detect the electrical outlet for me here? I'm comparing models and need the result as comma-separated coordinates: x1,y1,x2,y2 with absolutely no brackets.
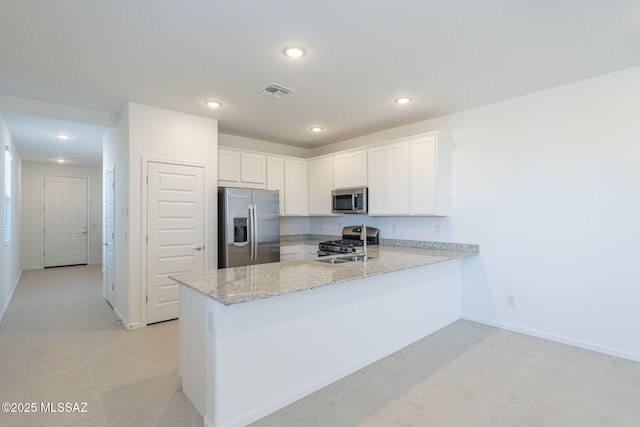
507,295,515,307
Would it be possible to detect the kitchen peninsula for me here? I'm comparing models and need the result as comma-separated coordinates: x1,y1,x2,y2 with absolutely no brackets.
171,242,478,427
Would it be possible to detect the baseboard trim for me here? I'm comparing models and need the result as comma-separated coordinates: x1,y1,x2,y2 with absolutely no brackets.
0,269,22,323
462,315,640,363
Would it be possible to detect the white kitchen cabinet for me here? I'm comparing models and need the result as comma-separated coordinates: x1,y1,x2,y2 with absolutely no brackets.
367,146,387,214
240,152,267,186
411,137,439,214
386,142,411,214
333,150,367,189
284,158,308,216
218,148,267,189
267,156,285,215
308,156,334,215
218,149,240,183
367,132,450,216
367,141,411,214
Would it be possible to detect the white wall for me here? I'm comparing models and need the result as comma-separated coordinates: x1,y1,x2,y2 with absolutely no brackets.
280,216,311,236
21,162,103,270
219,133,308,158
308,66,640,361
103,106,130,323
105,102,218,329
0,114,22,322
307,215,449,241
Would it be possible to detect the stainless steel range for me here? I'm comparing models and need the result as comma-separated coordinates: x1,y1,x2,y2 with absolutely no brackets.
318,226,379,256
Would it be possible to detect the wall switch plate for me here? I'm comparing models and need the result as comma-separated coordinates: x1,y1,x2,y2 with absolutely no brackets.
507,295,516,307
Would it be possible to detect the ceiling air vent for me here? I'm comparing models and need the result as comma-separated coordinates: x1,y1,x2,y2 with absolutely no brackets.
261,83,295,99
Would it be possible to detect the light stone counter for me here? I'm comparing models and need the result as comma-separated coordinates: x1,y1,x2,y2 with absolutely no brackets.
170,245,478,306
176,241,478,426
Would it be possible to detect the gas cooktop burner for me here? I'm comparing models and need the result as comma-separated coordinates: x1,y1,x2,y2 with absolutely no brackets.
323,239,364,246
317,226,379,256
318,240,363,254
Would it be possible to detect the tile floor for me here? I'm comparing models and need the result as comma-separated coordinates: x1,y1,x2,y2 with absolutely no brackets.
0,265,201,427
1,265,639,426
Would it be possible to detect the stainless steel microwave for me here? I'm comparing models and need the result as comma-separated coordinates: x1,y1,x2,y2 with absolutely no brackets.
331,187,368,214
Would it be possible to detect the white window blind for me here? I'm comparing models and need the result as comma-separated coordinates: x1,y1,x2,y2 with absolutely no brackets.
4,146,12,247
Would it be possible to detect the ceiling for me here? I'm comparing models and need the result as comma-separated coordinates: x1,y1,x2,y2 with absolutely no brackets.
1,1,640,167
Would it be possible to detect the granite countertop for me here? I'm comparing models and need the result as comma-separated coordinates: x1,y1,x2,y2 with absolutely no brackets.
171,244,478,306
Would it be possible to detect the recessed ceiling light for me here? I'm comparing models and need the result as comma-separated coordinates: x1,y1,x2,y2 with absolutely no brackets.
56,159,66,163
310,127,323,133
205,100,222,108
56,133,70,140
395,97,412,105
283,46,306,58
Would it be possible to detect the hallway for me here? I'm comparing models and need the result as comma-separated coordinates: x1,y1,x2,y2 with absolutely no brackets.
0,265,202,427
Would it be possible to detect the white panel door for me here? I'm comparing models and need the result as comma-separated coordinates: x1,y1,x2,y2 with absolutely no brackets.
147,162,205,324
44,176,89,267
104,168,116,307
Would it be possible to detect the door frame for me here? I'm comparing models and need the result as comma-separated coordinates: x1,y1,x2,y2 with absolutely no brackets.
140,157,208,326
103,166,115,305
41,174,91,269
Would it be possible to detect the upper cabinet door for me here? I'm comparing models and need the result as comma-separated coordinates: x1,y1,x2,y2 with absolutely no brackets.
333,150,367,189
366,147,388,214
218,148,266,189
350,151,367,187
240,152,267,186
367,133,451,216
267,156,285,216
308,157,334,215
385,142,411,214
218,149,240,182
283,158,308,216
411,136,437,214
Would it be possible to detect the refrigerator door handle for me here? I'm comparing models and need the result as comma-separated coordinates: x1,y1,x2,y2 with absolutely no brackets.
253,204,259,262
248,205,254,261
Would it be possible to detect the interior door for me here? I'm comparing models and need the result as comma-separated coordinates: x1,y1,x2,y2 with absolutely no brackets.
44,175,89,267
146,162,204,324
104,168,116,307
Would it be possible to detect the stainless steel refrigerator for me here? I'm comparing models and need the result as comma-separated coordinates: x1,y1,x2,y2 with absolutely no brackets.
218,187,280,268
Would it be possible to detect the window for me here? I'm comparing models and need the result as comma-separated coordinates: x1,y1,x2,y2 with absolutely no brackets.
4,146,11,247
